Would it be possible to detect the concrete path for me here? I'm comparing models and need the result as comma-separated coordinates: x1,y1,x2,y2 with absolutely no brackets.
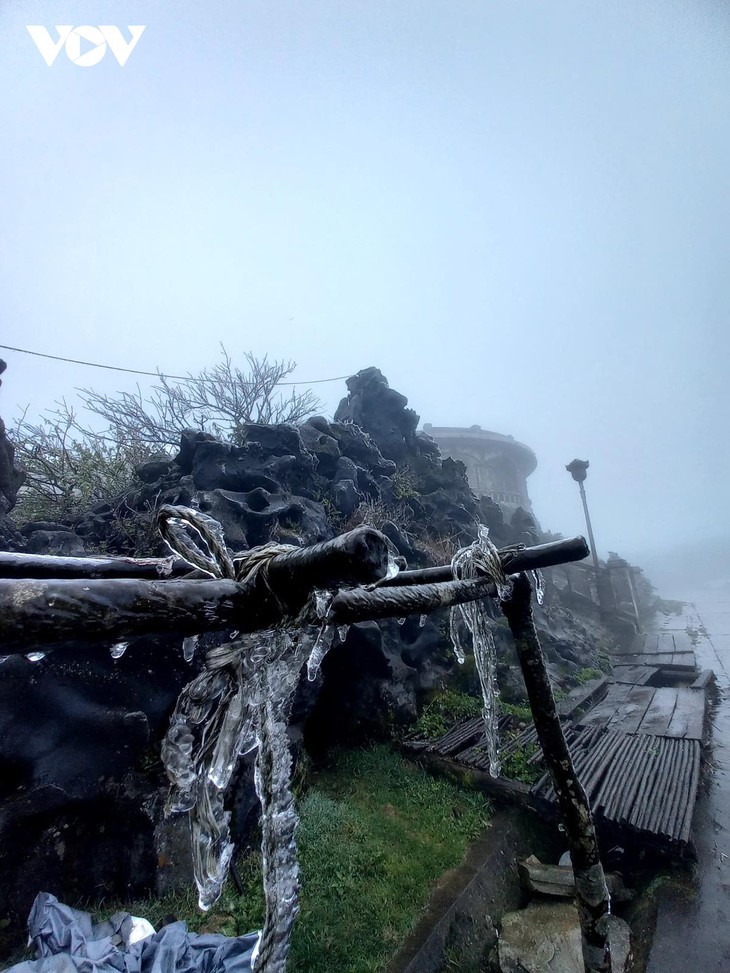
647,586,730,972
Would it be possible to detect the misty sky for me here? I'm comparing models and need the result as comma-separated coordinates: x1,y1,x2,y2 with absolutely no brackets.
1,1,729,566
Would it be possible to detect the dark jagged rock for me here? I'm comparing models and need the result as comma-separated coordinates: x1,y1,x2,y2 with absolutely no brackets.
334,367,424,466
333,477,361,518
24,528,87,557
510,505,540,545
136,456,177,484
304,620,418,752
197,487,330,549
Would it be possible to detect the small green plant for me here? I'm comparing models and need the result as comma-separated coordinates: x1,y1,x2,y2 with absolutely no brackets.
575,667,603,684
500,700,532,722
499,740,541,785
391,466,418,500
412,690,482,740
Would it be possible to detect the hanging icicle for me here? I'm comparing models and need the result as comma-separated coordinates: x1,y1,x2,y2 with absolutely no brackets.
162,628,308,973
306,590,335,682
448,525,513,778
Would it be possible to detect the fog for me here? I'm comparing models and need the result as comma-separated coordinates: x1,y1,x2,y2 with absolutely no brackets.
1,0,729,576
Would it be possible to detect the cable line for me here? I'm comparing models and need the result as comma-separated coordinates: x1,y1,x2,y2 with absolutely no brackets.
0,344,349,386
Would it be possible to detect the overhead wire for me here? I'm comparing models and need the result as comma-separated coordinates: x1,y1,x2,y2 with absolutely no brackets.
0,344,350,386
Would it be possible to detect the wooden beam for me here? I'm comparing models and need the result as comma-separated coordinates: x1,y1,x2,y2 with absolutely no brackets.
0,526,391,648
381,536,590,587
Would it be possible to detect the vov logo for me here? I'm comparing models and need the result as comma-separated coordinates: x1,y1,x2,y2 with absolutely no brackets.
26,26,146,67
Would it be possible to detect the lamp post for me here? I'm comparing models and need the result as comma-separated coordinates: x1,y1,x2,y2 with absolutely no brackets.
565,459,601,576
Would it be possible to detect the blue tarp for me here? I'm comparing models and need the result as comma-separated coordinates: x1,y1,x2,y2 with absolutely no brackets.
4,893,261,973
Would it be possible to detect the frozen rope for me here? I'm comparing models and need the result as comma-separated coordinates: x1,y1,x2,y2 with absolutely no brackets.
157,505,237,579
157,504,299,585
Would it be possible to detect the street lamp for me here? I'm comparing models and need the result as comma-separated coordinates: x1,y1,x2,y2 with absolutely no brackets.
565,459,601,576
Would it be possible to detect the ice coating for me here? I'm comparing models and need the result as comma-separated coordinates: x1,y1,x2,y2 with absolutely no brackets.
532,569,545,605
160,509,235,580
448,610,467,665
251,640,303,973
419,614,427,628
306,625,335,682
182,635,199,663
448,524,506,777
306,590,335,682
109,641,128,660
25,651,46,663
384,551,401,582
313,589,332,621
454,598,501,776
162,627,308,973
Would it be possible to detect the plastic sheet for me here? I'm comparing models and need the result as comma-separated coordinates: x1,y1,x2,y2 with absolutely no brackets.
5,892,261,973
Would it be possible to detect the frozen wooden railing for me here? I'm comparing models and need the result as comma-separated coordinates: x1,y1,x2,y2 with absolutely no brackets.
0,513,614,972
0,528,588,649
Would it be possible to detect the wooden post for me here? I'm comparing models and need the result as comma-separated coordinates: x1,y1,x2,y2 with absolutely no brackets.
500,573,612,973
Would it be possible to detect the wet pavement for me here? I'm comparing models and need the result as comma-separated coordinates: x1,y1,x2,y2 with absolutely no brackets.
646,583,730,972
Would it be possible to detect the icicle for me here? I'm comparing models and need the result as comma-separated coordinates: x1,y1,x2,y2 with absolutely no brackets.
163,628,307,942
161,720,198,814
192,781,235,911
306,625,335,682
306,590,335,681
447,524,505,776
26,651,46,663
532,569,545,605
208,689,255,789
109,642,128,660
251,638,302,973
182,635,199,662
449,610,466,665
384,551,401,582
314,590,333,621
419,614,427,628
337,625,349,643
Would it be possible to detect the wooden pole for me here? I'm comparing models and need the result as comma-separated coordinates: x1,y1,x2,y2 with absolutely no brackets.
0,550,191,580
382,536,589,587
330,576,497,623
0,526,391,649
500,573,612,973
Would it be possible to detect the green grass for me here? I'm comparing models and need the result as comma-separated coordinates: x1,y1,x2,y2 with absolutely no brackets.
289,746,491,972
91,746,491,973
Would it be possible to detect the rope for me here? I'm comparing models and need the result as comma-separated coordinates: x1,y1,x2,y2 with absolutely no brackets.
156,503,299,616
156,505,237,579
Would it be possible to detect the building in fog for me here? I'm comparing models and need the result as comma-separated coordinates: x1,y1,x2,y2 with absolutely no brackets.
421,424,537,516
